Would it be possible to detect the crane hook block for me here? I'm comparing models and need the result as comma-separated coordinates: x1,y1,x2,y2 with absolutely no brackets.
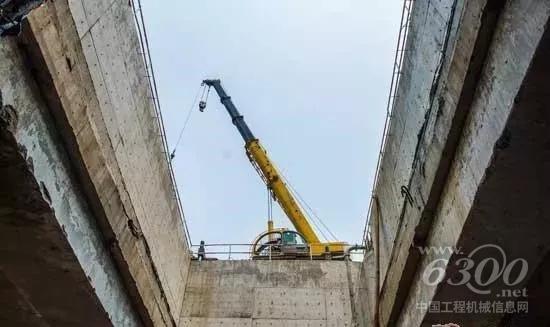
199,101,206,112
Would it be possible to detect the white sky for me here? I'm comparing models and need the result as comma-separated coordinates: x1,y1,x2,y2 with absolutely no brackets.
141,1,403,248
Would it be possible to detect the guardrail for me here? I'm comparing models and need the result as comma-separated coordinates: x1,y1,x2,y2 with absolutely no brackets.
190,243,366,262
362,0,415,247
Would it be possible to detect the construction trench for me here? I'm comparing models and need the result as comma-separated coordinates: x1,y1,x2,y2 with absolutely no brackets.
1,0,550,326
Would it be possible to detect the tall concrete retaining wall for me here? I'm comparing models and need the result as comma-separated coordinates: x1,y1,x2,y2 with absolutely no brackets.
179,260,363,327
362,0,550,325
1,33,140,327
1,0,191,325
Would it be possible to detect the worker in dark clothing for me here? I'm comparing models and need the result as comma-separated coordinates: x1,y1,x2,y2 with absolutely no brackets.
197,240,206,261
0,0,44,37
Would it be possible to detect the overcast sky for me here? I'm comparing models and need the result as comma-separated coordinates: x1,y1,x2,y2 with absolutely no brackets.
141,1,403,250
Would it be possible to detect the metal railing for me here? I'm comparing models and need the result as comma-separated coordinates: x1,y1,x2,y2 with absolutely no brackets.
191,243,254,260
130,0,192,248
362,0,415,247
190,243,366,262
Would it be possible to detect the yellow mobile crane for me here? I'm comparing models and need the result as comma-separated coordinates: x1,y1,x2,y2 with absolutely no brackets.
201,79,348,260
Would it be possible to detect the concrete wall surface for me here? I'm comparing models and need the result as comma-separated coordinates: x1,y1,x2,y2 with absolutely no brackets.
4,0,550,325
1,35,140,327
363,0,550,325
372,0,461,281
1,0,191,325
180,260,363,327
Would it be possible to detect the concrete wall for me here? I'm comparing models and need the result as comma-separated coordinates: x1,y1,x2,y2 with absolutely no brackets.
363,0,550,325
400,1,550,325
353,252,376,327
51,0,193,322
1,37,139,326
1,0,191,325
5,0,550,325
374,0,461,280
179,261,363,327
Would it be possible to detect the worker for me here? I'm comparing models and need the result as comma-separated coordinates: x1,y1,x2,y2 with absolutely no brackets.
197,240,206,261
0,0,44,37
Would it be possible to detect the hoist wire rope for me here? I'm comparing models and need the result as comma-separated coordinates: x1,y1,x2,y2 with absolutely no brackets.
283,172,338,240
170,84,204,159
278,171,331,241
267,187,273,222
268,169,329,241
279,171,338,241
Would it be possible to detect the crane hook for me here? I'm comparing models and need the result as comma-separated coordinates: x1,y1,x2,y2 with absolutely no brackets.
199,101,206,112
198,84,211,112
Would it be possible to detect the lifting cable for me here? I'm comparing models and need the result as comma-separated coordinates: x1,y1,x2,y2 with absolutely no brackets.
267,187,273,223
170,84,205,160
279,172,328,240
268,169,329,241
279,171,339,241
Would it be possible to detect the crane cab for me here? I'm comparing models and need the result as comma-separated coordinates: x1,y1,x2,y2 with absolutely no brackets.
251,228,311,260
251,228,349,260
251,228,348,260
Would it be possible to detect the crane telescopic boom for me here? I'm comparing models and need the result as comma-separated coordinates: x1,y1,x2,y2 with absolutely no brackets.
202,79,346,257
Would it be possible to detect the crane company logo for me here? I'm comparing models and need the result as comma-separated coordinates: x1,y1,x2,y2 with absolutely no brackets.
420,244,529,296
